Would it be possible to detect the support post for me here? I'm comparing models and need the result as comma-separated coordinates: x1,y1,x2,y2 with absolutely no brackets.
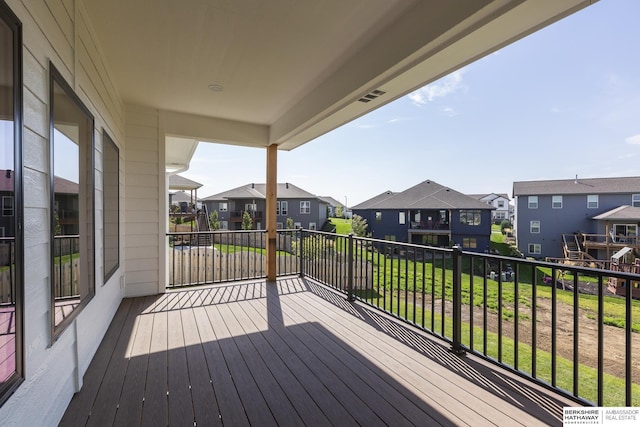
266,144,277,282
450,245,466,355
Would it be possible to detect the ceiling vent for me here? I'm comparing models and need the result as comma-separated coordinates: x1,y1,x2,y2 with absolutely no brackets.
358,89,386,103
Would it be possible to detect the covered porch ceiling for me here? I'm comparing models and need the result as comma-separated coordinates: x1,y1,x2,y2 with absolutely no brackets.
82,0,594,170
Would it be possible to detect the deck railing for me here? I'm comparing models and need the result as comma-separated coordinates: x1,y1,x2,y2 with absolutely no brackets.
53,235,79,299
0,237,15,304
166,229,640,406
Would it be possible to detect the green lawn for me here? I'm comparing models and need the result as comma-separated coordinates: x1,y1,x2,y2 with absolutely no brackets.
330,218,352,235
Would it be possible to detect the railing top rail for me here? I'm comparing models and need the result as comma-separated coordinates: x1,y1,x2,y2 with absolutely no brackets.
53,234,80,239
167,230,267,236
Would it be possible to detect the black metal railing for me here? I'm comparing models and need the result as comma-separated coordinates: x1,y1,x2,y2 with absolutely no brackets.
298,229,640,407
0,237,15,304
53,235,80,299
167,229,300,288
164,228,640,406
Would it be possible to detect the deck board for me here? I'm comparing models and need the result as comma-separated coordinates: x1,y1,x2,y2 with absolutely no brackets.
61,277,575,427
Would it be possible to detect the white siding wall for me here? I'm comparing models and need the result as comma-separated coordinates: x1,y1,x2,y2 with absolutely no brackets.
0,0,125,425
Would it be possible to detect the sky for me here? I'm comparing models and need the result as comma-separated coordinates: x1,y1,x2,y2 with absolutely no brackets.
179,0,640,207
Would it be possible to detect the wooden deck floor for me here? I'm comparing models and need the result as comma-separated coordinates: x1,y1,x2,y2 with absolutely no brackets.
60,277,575,426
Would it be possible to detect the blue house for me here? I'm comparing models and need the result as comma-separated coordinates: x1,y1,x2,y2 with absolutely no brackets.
513,176,640,259
201,183,329,231
352,180,494,252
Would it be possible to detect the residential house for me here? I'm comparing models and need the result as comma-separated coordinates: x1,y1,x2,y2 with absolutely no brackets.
201,183,328,230
0,0,597,424
352,180,494,252
513,176,640,259
318,196,343,218
168,174,202,212
469,193,512,224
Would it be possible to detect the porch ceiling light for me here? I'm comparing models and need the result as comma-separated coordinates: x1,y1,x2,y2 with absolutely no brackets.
208,84,224,92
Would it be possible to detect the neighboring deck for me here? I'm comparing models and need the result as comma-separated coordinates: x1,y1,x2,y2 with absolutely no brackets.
60,277,575,426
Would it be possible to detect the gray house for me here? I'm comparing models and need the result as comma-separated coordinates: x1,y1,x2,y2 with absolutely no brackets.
513,176,640,259
468,193,512,224
201,183,329,231
352,180,494,252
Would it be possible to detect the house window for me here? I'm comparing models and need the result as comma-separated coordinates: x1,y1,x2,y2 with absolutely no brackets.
528,243,541,254
528,196,538,209
300,201,310,214
632,194,640,207
497,200,505,208
103,132,119,283
530,220,540,234
294,222,301,229
219,202,228,212
587,195,598,209
276,201,280,215
459,210,481,226
276,222,283,229
422,235,437,245
552,195,562,209
376,211,382,222
384,235,396,241
245,203,257,212
495,212,506,220
50,62,95,340
220,221,228,230
309,222,316,230
1,196,13,216
399,212,405,224
462,238,477,249
281,201,288,215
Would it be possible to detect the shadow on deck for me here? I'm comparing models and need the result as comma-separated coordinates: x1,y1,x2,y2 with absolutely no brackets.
60,277,575,426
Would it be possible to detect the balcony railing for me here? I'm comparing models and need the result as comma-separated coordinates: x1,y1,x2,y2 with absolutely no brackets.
0,237,15,304
53,235,80,299
229,210,263,223
166,229,640,406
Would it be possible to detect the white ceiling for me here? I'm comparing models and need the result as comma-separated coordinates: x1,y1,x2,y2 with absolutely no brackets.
81,0,594,166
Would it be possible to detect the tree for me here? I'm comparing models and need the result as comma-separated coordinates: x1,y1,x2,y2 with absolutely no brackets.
351,214,369,237
500,219,512,234
241,211,253,230
209,210,220,230
335,204,344,218
286,217,294,230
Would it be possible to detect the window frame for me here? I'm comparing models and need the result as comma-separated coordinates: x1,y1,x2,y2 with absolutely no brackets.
375,211,382,222
552,195,563,209
398,211,405,225
528,243,541,254
1,195,13,216
528,196,538,209
0,0,24,405
219,202,228,212
530,220,540,234
299,201,310,214
462,237,477,249
49,61,96,342
632,194,640,208
587,194,598,209
459,209,482,226
281,201,288,215
102,131,119,283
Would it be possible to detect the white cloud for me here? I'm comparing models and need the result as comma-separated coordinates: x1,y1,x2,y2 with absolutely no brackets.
625,134,640,145
408,69,466,106
441,106,458,117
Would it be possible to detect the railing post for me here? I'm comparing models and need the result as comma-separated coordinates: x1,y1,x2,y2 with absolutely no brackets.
450,245,466,355
347,233,355,301
299,229,304,278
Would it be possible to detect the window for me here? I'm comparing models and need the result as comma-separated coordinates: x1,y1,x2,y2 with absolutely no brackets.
384,235,396,241
294,222,301,229
220,221,228,230
0,0,23,399
459,210,481,225
632,194,640,207
219,202,227,212
530,220,540,234
376,211,382,222
462,238,477,249
552,195,562,209
528,243,541,254
309,222,316,230
300,201,310,214
103,132,119,283
245,203,257,211
587,194,598,209
497,200,505,208
528,196,538,209
50,62,95,339
399,211,405,224
281,201,288,215
495,212,506,220
1,196,12,216
422,235,437,245
276,222,283,229
276,201,280,215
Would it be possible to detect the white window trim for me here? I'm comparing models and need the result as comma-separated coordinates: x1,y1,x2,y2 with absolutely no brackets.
219,202,228,212
220,221,228,230
281,201,288,215
632,194,640,207
528,243,541,254
552,195,562,209
528,196,538,209
309,222,316,230
399,211,405,225
1,196,13,216
530,220,540,234
587,195,598,209
300,201,310,214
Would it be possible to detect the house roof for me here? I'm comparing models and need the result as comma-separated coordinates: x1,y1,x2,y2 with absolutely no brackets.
169,174,203,191
513,176,640,196
54,176,80,195
0,170,13,192
592,205,640,221
468,193,510,202
201,183,319,201
353,180,493,210
170,191,194,204
80,0,593,172
318,196,342,208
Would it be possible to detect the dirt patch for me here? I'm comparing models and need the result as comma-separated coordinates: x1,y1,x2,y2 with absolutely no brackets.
405,287,639,382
